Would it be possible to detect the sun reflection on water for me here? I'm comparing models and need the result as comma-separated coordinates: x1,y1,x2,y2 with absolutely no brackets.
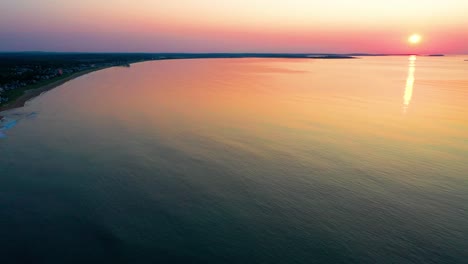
403,55,416,114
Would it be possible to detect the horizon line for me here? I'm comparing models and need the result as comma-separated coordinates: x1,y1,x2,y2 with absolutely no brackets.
1,51,464,56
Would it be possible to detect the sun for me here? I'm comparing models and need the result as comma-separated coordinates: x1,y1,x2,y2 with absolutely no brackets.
408,34,422,45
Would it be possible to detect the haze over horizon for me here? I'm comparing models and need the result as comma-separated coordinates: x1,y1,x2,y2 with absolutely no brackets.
1,0,468,54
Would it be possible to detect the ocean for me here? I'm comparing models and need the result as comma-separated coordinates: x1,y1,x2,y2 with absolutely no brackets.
1,56,467,263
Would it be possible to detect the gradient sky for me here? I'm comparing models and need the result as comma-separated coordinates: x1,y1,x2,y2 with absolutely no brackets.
1,0,467,53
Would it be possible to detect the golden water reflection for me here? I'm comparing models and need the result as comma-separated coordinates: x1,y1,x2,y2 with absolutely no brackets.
403,55,416,113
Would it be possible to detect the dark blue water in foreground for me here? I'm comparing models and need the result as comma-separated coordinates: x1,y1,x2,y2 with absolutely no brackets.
1,57,467,263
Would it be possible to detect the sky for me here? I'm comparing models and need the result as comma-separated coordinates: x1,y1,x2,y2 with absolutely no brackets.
1,0,468,53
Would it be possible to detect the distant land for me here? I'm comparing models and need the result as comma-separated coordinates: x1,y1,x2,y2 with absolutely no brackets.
0,52,449,112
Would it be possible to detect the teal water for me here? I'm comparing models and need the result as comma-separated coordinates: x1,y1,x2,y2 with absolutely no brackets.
1,57,467,263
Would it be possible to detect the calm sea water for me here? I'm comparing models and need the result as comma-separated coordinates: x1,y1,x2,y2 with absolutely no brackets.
1,57,467,263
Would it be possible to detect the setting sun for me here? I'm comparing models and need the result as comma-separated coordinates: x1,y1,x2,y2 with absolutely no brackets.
408,34,422,44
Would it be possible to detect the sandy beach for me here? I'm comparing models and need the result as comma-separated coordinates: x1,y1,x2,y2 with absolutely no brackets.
0,67,113,113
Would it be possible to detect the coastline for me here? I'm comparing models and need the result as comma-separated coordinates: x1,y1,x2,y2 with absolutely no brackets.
0,54,356,114
0,66,111,113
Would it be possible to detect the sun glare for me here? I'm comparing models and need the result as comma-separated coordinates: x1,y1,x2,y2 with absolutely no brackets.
408,34,422,44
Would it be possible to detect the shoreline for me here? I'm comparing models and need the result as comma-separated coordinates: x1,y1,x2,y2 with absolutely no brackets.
0,55,356,114
0,66,112,113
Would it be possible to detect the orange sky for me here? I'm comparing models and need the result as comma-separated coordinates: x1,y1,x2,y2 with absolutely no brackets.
1,0,467,53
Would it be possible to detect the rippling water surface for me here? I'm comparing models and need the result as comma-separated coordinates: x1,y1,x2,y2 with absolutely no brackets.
1,57,467,263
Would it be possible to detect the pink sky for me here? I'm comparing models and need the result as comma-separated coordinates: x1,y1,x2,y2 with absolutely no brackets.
1,0,467,53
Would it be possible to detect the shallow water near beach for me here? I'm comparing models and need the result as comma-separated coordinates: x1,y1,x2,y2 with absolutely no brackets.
1,57,467,263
